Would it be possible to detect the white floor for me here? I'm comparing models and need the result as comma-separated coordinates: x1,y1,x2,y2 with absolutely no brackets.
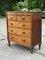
0,18,45,60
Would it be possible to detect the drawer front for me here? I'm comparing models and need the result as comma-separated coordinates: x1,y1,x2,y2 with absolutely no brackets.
17,15,32,21
9,34,31,47
8,27,31,36
7,14,16,20
8,21,31,29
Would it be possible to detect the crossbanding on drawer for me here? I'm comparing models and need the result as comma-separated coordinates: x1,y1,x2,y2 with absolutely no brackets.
8,27,31,37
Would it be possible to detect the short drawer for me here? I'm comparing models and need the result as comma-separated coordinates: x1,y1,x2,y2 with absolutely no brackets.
17,15,32,21
8,21,31,29
9,34,31,47
7,14,16,20
8,27,31,37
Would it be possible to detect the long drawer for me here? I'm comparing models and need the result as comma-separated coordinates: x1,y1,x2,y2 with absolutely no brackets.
8,27,31,37
9,33,31,47
8,21,31,29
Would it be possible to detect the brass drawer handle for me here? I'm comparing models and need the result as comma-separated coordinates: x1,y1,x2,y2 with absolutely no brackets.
22,24,25,27
23,39,25,42
23,32,25,34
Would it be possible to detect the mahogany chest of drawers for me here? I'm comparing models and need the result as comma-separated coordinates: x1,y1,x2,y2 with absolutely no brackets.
6,11,42,54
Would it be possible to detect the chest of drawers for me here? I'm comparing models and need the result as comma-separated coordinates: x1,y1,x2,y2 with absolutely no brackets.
6,11,42,54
